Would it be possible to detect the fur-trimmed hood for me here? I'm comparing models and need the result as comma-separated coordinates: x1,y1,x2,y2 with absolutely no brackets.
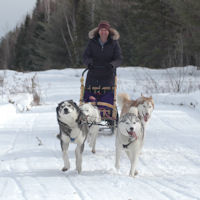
88,27,120,40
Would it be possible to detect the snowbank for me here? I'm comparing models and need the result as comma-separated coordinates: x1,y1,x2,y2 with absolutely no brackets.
154,90,200,111
0,103,16,125
8,93,33,112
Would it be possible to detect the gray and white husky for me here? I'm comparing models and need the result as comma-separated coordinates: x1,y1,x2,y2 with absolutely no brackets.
115,107,144,177
56,100,89,174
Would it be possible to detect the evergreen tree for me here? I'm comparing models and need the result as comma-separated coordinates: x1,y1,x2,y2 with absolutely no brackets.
14,15,32,71
39,0,91,69
1,0,200,70
14,0,54,71
131,0,179,68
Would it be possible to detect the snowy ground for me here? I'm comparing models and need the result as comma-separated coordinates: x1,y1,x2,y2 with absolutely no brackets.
0,66,200,200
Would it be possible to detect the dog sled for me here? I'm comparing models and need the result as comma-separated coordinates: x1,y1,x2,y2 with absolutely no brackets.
79,68,118,134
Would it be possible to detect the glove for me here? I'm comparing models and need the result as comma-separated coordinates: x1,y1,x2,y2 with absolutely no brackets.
87,63,94,70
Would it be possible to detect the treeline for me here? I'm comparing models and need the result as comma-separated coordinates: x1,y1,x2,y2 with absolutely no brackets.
0,0,200,71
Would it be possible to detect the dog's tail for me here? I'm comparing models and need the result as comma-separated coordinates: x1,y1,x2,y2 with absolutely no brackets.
129,106,138,116
117,93,131,109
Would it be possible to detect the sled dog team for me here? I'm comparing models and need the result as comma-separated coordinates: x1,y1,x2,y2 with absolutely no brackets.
56,93,154,177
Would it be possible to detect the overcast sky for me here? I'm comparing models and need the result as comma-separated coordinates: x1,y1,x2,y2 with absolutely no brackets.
0,0,36,39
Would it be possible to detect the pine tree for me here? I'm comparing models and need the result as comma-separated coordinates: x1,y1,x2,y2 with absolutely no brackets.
131,0,179,68
14,15,32,71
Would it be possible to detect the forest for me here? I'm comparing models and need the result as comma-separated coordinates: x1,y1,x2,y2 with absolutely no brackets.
0,0,200,71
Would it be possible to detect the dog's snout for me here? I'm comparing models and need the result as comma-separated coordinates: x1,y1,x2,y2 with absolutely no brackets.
130,127,134,131
64,108,69,114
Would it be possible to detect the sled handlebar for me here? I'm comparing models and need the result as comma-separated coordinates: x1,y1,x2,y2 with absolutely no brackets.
82,68,88,77
82,66,110,77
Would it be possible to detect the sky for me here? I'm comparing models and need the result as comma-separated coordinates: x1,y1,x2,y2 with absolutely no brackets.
0,0,36,39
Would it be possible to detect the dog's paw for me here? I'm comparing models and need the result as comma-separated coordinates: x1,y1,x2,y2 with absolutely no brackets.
76,168,82,174
62,167,69,172
92,149,96,154
134,170,138,176
129,170,138,177
129,173,135,177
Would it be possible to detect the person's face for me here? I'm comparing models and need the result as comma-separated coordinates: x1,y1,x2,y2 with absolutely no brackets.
99,28,109,39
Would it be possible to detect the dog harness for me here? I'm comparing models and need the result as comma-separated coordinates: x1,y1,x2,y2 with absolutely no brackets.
57,119,76,142
123,140,134,149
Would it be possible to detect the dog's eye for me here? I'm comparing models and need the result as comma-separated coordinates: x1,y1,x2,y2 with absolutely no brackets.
126,122,129,125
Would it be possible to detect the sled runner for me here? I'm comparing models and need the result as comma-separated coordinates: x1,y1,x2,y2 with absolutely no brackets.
80,68,118,134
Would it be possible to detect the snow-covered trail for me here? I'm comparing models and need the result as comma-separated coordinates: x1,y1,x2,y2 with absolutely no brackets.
0,104,200,200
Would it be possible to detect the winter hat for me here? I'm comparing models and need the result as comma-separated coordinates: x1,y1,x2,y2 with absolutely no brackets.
98,21,111,31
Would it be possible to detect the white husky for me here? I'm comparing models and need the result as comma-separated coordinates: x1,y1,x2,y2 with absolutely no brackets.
116,93,154,177
80,102,101,153
115,107,144,177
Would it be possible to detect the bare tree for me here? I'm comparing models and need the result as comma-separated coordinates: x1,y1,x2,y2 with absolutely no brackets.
60,0,80,66
91,0,96,26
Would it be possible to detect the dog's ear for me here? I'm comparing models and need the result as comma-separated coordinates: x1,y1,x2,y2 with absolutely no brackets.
68,99,80,111
58,101,63,107
119,114,127,123
56,101,64,113
68,99,74,105
68,100,82,114
56,106,59,114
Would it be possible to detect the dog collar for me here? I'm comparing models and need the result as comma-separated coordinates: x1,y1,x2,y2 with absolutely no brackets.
123,141,133,149
70,138,75,142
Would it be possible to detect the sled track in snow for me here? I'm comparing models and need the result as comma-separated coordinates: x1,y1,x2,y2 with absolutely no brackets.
50,145,93,200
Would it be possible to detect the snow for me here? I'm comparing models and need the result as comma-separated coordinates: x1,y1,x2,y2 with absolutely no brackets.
0,66,200,200
0,104,16,125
